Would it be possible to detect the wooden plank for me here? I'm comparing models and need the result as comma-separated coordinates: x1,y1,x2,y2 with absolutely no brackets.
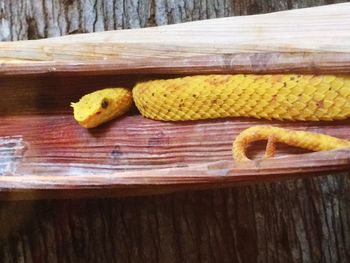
2,114,350,173
0,3,350,76
0,64,349,199
1,113,350,198
0,0,348,212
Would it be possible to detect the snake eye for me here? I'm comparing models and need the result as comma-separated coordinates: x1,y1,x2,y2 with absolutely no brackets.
101,98,109,109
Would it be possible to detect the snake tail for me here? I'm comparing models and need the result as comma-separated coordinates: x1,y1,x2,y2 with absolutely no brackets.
232,126,350,162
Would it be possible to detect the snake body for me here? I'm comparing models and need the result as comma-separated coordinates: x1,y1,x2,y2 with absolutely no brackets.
133,74,350,122
71,74,350,161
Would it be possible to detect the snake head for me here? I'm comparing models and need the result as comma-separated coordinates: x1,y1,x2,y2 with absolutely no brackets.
71,88,133,128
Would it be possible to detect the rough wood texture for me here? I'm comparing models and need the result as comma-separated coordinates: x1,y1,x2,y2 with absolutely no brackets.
0,0,348,41
1,3,350,76
0,0,350,262
3,113,350,175
2,112,350,199
1,4,350,197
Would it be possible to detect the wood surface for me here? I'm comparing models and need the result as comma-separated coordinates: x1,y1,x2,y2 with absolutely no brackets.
0,73,350,197
1,113,350,199
0,0,350,262
0,3,350,75
1,2,350,195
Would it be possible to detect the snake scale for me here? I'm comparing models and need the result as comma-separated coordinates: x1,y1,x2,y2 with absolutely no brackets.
71,74,350,161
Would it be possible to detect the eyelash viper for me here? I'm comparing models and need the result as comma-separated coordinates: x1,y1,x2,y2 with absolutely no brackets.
71,74,350,161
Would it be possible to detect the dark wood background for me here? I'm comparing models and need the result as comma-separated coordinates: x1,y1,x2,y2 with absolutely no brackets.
0,0,349,262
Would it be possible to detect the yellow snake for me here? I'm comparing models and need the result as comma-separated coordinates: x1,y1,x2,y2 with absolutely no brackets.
71,74,350,161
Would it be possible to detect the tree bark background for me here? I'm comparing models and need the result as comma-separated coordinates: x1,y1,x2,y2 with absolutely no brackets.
0,0,350,262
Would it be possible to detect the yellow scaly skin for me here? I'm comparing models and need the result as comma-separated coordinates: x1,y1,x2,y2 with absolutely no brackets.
71,74,350,161
71,88,133,128
133,74,350,121
232,126,350,162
